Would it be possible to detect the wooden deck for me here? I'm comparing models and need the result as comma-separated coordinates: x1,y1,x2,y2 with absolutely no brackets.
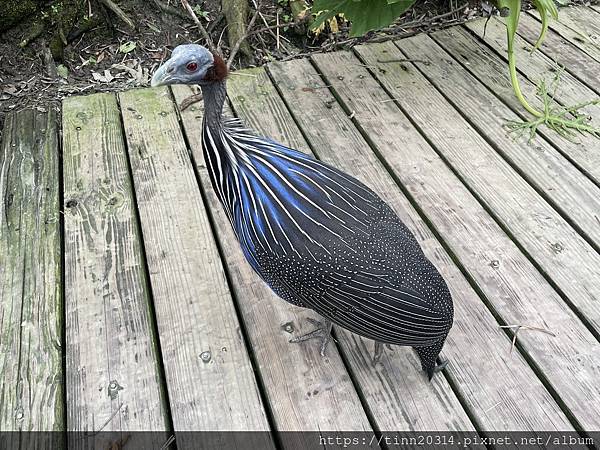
2,6,600,447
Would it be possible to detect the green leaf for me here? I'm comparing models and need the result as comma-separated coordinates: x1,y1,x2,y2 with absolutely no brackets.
56,64,68,78
530,0,558,49
119,41,137,53
311,0,415,36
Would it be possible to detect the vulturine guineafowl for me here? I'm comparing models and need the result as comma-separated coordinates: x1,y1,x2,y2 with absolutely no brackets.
151,45,454,380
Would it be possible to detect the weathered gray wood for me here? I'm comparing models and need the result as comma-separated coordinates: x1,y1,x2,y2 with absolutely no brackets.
465,17,600,118
423,27,600,252
353,41,600,431
366,38,600,338
226,67,475,432
438,25,600,188
269,57,576,432
118,87,273,448
171,82,377,443
526,7,600,62
62,93,168,449
517,13,600,93
0,109,63,449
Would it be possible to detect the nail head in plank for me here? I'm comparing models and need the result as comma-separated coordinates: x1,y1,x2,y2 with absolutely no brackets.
0,109,64,448
118,87,272,444
62,93,169,448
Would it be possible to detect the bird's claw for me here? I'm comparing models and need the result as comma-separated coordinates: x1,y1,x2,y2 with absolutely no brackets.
289,318,333,357
426,359,449,381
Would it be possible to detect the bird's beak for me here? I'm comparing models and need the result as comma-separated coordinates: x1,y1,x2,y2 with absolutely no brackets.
151,61,173,87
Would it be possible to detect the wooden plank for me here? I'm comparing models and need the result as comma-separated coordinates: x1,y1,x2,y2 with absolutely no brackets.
423,28,600,252
0,109,63,448
226,67,475,432
62,93,168,449
435,25,600,188
118,87,273,448
171,82,377,442
526,7,600,62
517,13,600,93
361,38,600,339
268,58,573,432
465,18,600,118
353,41,600,431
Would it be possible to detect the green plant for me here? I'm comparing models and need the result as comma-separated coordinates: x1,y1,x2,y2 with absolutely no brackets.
498,0,600,139
310,0,600,140
506,67,600,139
311,0,416,36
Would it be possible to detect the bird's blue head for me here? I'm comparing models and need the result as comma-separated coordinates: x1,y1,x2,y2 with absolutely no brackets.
151,44,228,87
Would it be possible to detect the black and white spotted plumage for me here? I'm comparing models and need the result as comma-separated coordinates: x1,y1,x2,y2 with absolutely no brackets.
203,116,453,376
151,44,454,378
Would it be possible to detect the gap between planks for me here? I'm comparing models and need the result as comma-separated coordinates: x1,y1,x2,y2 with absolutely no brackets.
348,41,600,431
267,56,577,432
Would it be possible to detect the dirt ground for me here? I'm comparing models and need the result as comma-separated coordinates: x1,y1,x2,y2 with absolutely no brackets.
0,0,542,136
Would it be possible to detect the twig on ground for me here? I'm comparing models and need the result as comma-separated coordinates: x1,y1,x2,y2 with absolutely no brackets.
151,0,189,20
161,435,176,450
181,0,217,52
97,0,136,28
247,20,302,37
377,58,430,65
381,3,469,33
499,324,556,354
180,93,203,111
85,403,124,436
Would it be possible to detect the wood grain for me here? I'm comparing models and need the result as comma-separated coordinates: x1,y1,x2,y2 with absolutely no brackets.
352,41,600,431
270,57,574,432
62,93,168,449
0,109,63,449
227,67,475,432
172,82,377,444
416,28,600,252
118,87,273,449
365,39,600,335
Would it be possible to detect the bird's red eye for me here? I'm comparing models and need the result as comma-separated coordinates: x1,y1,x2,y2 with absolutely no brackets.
186,62,198,72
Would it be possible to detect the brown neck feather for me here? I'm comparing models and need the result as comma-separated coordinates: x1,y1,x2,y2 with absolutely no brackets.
203,54,228,82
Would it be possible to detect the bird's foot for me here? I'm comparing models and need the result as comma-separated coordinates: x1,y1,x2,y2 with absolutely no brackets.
289,318,333,356
426,359,449,381
372,341,393,365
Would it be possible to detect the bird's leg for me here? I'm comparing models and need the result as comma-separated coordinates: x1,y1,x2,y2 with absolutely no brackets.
372,342,393,365
426,359,449,381
289,317,333,356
